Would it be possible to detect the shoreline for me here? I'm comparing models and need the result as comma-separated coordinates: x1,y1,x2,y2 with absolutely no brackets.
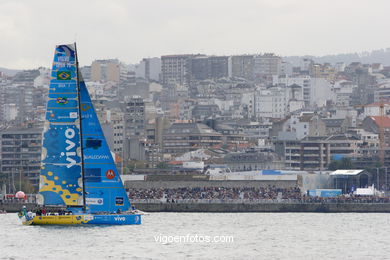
3,202,390,213
133,202,390,213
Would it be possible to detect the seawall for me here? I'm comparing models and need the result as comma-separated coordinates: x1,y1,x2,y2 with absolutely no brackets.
4,202,390,213
134,202,390,213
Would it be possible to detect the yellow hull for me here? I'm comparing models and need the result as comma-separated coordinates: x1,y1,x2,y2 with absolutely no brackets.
22,213,141,225
23,215,91,225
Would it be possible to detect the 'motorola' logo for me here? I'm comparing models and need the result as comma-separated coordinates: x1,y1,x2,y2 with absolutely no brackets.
106,170,115,179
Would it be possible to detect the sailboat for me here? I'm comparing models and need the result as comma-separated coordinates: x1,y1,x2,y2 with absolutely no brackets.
19,43,141,225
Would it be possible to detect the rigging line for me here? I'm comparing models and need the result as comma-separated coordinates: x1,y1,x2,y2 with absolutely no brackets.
75,42,87,212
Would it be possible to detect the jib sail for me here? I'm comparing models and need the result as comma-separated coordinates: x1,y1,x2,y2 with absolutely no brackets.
79,77,131,213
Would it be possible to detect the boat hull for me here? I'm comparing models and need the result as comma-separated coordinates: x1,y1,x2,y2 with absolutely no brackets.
22,214,141,225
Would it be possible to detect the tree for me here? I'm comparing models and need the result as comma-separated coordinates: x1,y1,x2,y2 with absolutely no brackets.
328,157,354,170
0,171,7,185
15,177,36,193
328,160,339,171
339,157,354,169
124,160,147,173
156,162,169,169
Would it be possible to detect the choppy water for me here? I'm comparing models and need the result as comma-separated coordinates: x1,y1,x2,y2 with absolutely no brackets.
1,213,390,259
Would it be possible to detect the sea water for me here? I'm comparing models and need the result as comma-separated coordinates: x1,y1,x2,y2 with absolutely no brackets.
1,213,390,259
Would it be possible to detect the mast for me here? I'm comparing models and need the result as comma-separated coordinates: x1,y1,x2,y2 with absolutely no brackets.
74,42,87,212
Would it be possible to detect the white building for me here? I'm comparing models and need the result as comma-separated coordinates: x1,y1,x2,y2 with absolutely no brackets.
374,79,390,102
331,80,357,107
3,103,18,121
86,81,105,99
284,114,310,140
254,85,305,119
33,68,50,89
212,98,234,114
273,75,333,107
335,62,346,72
362,101,390,118
135,57,161,82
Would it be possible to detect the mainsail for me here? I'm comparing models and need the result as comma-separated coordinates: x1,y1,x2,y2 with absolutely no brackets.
38,44,83,206
79,78,131,213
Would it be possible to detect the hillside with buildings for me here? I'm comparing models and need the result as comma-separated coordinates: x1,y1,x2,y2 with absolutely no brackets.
2,52,390,193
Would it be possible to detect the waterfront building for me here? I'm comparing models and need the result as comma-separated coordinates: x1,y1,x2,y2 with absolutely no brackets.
163,123,223,156
274,134,362,170
0,127,42,190
224,150,283,171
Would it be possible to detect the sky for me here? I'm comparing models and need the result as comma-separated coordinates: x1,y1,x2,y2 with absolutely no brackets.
1,0,390,69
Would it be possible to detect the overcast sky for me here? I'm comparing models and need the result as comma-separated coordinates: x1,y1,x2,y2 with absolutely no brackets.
1,0,389,69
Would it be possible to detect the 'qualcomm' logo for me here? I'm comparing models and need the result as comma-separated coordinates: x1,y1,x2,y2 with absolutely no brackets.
61,128,77,168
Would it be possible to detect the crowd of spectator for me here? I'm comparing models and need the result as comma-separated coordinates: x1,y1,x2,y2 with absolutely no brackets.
2,187,390,205
127,186,390,204
301,194,390,203
128,186,302,201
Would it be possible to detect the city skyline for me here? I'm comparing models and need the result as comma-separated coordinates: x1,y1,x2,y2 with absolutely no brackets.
1,0,390,69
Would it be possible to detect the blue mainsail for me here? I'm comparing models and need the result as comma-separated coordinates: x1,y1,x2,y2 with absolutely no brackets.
38,44,83,206
79,77,131,213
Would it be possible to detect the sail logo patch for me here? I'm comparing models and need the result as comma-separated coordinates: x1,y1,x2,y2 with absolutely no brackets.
57,71,71,80
56,97,68,105
86,198,103,205
86,138,102,149
85,168,101,182
63,128,77,168
81,104,91,111
84,215,94,221
85,155,109,160
115,197,124,206
106,170,116,179
69,112,78,118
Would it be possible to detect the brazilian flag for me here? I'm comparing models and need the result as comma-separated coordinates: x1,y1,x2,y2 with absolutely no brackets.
57,71,71,80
